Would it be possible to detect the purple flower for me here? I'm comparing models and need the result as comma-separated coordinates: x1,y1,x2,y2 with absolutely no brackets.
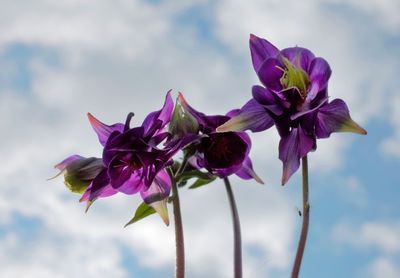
218,34,366,185
55,91,176,225
174,93,263,183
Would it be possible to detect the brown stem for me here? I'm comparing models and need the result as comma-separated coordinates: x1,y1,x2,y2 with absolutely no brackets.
291,156,310,278
223,177,242,278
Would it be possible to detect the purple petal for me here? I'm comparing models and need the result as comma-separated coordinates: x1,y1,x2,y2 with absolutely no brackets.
140,169,171,204
226,108,240,118
54,155,83,171
107,155,133,188
87,113,124,146
80,182,117,202
142,90,174,135
117,172,144,194
216,99,274,133
307,57,331,101
252,85,285,115
249,34,279,72
235,157,264,184
290,96,328,120
213,165,242,178
140,169,171,226
257,58,284,92
279,126,315,185
81,168,116,202
280,47,315,72
315,99,367,138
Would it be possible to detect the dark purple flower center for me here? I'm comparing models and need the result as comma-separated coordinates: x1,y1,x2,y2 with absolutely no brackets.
202,132,247,169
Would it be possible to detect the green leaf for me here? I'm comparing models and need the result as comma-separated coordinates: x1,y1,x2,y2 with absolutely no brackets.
124,202,156,228
189,176,217,189
178,170,214,185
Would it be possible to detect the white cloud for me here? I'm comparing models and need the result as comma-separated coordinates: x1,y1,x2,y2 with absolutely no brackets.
380,95,400,157
330,0,400,34
333,221,400,278
333,221,400,254
0,233,127,278
368,257,400,278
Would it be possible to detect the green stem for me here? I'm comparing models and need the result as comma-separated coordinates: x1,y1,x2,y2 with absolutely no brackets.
291,156,310,278
168,158,189,278
223,177,242,278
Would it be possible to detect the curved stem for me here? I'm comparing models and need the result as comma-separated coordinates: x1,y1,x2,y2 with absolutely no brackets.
223,177,242,278
291,156,310,278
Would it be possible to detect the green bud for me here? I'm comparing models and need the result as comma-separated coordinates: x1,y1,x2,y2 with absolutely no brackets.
169,97,199,136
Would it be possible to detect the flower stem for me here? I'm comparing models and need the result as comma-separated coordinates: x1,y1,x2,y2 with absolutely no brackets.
291,156,310,278
171,177,185,278
168,158,189,278
223,177,242,278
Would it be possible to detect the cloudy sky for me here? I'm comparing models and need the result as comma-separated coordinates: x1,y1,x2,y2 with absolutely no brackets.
0,0,399,277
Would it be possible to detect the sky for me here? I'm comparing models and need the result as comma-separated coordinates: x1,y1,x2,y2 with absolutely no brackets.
0,0,399,277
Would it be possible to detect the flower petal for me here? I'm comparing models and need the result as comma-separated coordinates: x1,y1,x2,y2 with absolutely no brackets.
140,170,171,203
279,126,315,185
87,113,124,146
140,170,171,226
253,85,285,115
81,168,115,202
216,99,274,133
80,182,117,202
54,155,83,171
307,57,332,101
257,58,284,92
117,172,144,194
249,34,279,72
281,47,315,72
235,157,264,184
315,99,367,138
142,90,174,136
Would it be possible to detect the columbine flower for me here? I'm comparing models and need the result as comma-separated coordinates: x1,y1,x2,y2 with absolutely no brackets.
172,93,263,183
218,34,366,184
55,91,176,225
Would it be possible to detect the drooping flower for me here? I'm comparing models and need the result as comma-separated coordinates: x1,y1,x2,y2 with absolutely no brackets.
170,93,263,183
218,34,366,185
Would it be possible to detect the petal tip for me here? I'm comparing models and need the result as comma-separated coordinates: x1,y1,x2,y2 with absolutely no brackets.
150,200,170,226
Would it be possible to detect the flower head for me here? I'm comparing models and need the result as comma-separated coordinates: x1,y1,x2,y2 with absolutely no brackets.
55,91,176,224
218,34,366,185
173,93,263,183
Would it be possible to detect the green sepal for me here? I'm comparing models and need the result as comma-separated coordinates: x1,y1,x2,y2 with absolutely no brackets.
124,202,156,228
64,174,90,194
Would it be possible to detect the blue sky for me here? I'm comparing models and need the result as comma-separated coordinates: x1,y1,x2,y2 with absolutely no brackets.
0,0,399,277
